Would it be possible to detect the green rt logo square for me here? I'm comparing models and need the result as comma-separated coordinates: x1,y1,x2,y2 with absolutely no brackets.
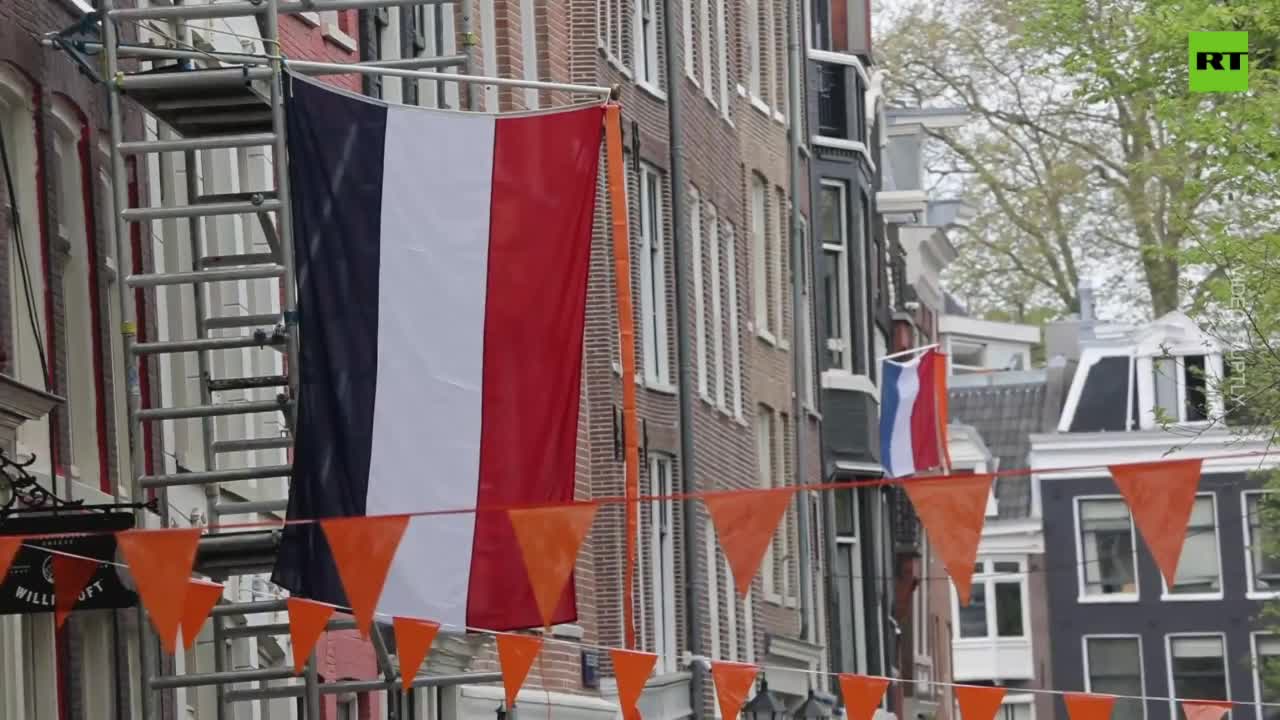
1189,31,1249,92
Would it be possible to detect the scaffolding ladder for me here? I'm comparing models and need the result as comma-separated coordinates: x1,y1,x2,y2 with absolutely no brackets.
84,0,615,716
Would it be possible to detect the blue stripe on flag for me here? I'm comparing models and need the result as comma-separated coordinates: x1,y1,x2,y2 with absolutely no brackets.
271,75,389,608
879,359,903,477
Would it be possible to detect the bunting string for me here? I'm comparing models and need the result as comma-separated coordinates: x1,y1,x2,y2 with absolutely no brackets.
0,448,1271,544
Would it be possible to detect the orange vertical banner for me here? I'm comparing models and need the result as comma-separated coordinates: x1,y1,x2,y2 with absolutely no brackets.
604,103,639,650
933,349,952,471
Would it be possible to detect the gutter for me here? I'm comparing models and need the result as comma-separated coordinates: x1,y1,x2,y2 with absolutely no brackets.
660,0,704,715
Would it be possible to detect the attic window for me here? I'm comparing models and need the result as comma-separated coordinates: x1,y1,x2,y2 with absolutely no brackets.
1152,355,1208,424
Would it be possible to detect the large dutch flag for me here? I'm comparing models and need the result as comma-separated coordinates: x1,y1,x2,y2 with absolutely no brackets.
879,348,951,478
271,75,604,631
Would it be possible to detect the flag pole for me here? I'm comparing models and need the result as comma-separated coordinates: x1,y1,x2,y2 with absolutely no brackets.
604,105,639,651
883,342,940,362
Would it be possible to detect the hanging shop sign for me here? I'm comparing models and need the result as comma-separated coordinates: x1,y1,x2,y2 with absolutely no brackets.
0,512,139,615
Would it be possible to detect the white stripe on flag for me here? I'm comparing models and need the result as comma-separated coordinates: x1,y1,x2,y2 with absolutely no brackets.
365,105,497,627
889,363,920,477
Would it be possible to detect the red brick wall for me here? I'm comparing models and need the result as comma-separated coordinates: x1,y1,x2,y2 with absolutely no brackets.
278,11,361,92
315,630,382,719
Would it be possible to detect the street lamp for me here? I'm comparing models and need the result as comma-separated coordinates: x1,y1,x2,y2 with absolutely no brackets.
789,690,834,718
742,678,788,720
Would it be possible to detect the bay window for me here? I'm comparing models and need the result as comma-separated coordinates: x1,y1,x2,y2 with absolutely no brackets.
818,180,850,372
954,559,1026,640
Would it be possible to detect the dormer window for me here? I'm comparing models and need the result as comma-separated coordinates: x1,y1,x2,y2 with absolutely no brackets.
1152,355,1208,423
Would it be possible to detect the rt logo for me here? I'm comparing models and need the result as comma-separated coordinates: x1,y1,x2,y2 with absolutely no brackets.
1189,31,1248,93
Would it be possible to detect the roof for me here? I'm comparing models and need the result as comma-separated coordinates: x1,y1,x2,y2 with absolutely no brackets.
948,363,1072,518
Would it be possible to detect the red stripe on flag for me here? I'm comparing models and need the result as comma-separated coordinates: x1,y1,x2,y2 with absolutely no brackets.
910,350,941,473
467,106,605,631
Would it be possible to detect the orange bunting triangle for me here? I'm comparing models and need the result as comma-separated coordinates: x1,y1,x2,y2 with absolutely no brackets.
116,528,202,653
0,537,21,580
610,649,658,719
1108,459,1203,589
392,617,441,692
1064,693,1115,720
287,597,335,675
320,514,410,638
181,580,224,651
704,488,794,597
53,553,100,629
507,503,598,628
496,633,542,709
956,685,1007,720
904,474,994,605
710,661,758,719
839,674,890,720
1182,702,1233,720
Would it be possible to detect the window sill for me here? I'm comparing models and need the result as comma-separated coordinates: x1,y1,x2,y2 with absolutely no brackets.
645,379,678,395
1247,591,1280,601
322,23,358,53
1160,592,1224,602
1076,594,1139,604
737,83,747,97
603,52,633,79
297,11,322,27
637,81,667,102
686,71,700,88
750,96,771,117
773,110,787,125
756,328,777,346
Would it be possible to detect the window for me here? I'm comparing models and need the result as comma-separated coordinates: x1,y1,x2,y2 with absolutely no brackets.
724,225,743,418
746,0,761,99
798,218,815,407
684,0,696,79
691,190,707,398
50,100,104,491
1,67,52,470
638,164,670,386
634,0,660,90
1245,492,1280,595
1152,355,1210,423
1077,497,1139,600
1254,634,1280,720
600,0,630,70
708,206,726,410
913,535,930,658
810,0,832,50
998,697,1034,720
1168,635,1229,712
337,697,357,720
98,147,131,495
818,181,851,372
750,174,776,340
954,560,1025,640
1165,494,1221,597
757,405,782,600
716,0,729,117
700,0,712,96
776,187,789,343
1085,637,1145,720
640,454,678,674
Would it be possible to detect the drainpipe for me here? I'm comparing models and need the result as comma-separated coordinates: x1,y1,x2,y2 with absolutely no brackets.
660,0,704,715
786,0,815,643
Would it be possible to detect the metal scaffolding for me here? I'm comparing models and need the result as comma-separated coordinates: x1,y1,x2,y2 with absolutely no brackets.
69,0,614,717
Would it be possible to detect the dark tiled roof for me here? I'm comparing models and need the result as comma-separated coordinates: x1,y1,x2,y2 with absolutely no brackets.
949,377,1058,518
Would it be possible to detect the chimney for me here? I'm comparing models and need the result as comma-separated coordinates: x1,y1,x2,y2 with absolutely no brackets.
1078,280,1095,322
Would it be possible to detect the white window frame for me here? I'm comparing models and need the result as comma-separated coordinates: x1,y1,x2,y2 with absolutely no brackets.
708,207,726,411
1160,493,1223,601
745,0,762,102
774,187,788,349
1140,353,1223,429
799,216,816,409
913,534,930,659
646,454,678,674
49,98,102,491
757,405,783,602
684,0,696,80
1074,495,1141,603
716,0,730,120
97,141,131,497
819,179,852,374
725,551,739,661
724,225,743,419
1251,632,1279,720
638,163,672,389
691,189,707,398
1165,633,1231,719
706,529,722,661
1082,635,1147,720
633,0,663,96
1244,491,1280,600
750,174,774,342
951,557,1028,641
700,0,714,103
